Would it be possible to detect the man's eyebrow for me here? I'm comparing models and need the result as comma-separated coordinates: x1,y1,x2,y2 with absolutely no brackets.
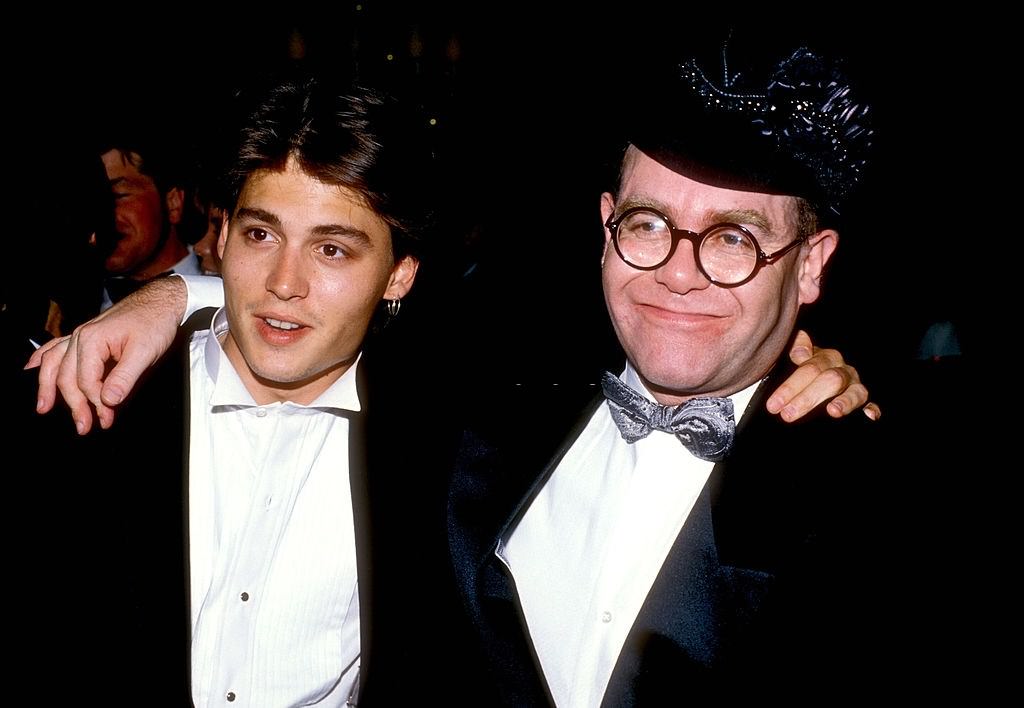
615,195,665,213
310,224,373,248
711,208,773,233
615,198,780,237
235,207,374,248
234,207,282,230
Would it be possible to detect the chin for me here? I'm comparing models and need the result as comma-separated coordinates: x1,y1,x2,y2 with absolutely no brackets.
647,373,712,397
632,341,733,395
251,362,305,386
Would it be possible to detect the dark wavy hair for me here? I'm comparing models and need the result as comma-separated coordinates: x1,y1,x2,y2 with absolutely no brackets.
219,71,434,262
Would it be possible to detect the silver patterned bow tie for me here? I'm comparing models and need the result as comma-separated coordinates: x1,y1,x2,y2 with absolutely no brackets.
601,372,736,462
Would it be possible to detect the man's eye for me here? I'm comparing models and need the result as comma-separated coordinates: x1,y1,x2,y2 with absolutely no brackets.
320,244,346,259
247,228,271,242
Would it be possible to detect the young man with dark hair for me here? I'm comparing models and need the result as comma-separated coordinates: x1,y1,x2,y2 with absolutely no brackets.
20,72,437,706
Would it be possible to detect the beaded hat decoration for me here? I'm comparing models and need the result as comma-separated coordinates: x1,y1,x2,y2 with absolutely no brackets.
629,44,873,219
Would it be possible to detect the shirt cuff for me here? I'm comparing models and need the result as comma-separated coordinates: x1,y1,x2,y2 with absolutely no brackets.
175,274,226,325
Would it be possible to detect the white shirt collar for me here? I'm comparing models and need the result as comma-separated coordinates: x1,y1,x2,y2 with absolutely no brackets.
171,245,203,277
202,307,362,412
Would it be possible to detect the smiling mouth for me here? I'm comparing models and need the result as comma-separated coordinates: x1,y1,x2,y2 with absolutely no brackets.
639,304,724,319
263,317,302,331
633,305,732,331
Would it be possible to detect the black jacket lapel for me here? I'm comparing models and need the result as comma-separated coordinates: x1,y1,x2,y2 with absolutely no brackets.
348,365,373,701
450,390,604,706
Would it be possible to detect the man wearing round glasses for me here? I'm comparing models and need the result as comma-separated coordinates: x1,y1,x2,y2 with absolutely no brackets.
450,42,889,704
600,152,836,405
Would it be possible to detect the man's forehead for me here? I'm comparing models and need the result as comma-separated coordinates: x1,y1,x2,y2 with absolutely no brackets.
240,162,372,208
231,163,391,243
619,148,799,231
101,149,151,181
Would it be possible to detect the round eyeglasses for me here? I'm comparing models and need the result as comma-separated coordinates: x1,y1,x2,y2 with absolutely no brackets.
605,207,807,287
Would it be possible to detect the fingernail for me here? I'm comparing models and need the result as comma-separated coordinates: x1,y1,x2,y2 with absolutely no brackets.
781,405,796,421
791,347,811,359
107,389,124,405
766,396,781,413
36,398,44,412
865,407,878,421
830,400,845,415
75,420,85,435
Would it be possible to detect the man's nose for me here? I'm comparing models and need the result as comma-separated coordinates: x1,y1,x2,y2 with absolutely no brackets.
266,248,309,300
653,237,712,295
113,207,131,232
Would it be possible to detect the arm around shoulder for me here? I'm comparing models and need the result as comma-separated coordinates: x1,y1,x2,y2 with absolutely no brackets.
27,275,191,433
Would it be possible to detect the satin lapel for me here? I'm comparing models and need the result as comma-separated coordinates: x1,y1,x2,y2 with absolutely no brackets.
706,374,775,515
181,307,217,685
452,391,602,704
349,365,372,695
601,376,779,705
601,483,722,706
491,393,606,556
707,369,798,571
469,393,605,706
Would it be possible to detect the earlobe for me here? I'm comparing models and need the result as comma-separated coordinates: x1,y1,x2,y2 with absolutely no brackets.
797,229,839,305
165,187,185,225
384,255,420,300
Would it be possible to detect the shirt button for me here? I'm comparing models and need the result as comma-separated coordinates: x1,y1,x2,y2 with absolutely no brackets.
226,691,236,702
601,611,612,623
255,408,267,418
240,592,250,602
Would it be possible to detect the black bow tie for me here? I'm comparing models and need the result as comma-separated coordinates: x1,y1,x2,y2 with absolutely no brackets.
601,372,736,462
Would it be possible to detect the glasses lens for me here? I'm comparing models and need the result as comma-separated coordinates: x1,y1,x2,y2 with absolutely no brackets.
615,210,672,267
699,226,758,284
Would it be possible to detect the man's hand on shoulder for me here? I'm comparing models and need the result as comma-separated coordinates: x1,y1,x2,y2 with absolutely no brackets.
26,276,189,434
765,330,881,423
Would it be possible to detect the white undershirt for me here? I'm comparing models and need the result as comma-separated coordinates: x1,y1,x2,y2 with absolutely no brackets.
501,364,759,708
187,308,361,707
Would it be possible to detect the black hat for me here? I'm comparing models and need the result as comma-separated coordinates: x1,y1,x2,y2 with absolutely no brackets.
629,45,872,219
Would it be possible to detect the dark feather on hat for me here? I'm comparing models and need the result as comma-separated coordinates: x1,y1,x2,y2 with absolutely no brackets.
630,42,873,220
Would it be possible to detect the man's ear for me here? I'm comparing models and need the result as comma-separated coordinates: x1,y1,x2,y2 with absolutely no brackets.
797,229,839,305
600,192,616,246
600,192,616,266
383,255,419,300
216,215,230,260
165,187,185,225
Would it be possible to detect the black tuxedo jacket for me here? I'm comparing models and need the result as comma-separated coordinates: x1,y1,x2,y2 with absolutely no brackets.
449,365,898,705
10,313,477,706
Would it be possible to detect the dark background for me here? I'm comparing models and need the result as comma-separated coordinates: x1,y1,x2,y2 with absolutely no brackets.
8,5,977,392
5,6,991,689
